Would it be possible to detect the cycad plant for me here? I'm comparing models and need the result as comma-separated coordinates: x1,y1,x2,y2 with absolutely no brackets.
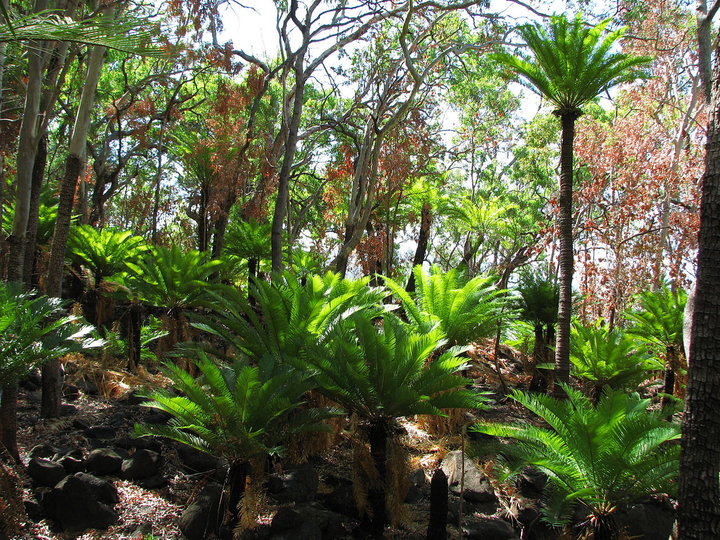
124,245,224,361
136,352,337,532
494,13,651,394
222,219,272,282
0,282,101,458
386,264,509,351
472,385,680,540
193,271,386,364
307,311,487,536
516,270,559,391
66,224,148,327
625,286,687,404
570,320,660,403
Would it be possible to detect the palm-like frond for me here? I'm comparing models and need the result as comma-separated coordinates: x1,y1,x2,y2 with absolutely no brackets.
569,320,659,393
0,283,102,385
472,384,680,527
625,286,686,351
192,271,387,363
66,224,149,284
125,245,223,309
386,265,510,348
516,270,559,327
0,11,164,56
494,14,651,114
135,353,338,462
308,312,488,422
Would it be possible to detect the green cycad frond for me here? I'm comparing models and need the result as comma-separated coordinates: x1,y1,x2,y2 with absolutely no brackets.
625,286,686,351
309,312,488,422
569,320,658,393
125,245,223,308
0,11,164,56
67,224,149,284
494,13,651,113
386,265,510,349
193,271,386,363
0,282,102,385
136,353,336,462
223,219,272,261
472,384,679,527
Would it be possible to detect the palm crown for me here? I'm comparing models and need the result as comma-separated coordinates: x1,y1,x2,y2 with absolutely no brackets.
495,14,651,114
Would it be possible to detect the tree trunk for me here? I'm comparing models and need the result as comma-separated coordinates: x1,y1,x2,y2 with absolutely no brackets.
0,383,20,461
367,421,388,537
677,38,720,539
552,110,580,397
43,33,109,418
406,201,432,293
426,468,448,540
23,134,47,286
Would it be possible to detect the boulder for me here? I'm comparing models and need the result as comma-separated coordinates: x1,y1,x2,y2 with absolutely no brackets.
615,502,676,540
42,473,117,532
267,462,318,504
178,483,223,540
27,457,67,487
74,472,119,505
84,425,117,442
85,448,123,476
320,484,360,519
119,449,162,480
58,455,85,474
462,518,519,540
176,444,219,473
440,450,497,503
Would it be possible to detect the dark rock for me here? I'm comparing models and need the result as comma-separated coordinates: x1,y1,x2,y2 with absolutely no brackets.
73,418,92,431
138,474,168,489
178,483,223,540
294,503,348,539
59,455,85,474
116,435,163,453
63,383,80,401
76,378,99,396
440,450,496,503
405,483,424,503
61,404,79,416
24,499,43,522
615,502,676,540
270,521,322,540
515,467,548,499
42,473,118,532
272,507,304,531
85,448,123,476
119,449,161,480
107,410,131,427
321,484,360,519
176,443,219,473
462,518,519,540
29,444,60,460
267,462,318,504
144,410,173,424
74,472,119,505
27,457,67,487
84,425,117,441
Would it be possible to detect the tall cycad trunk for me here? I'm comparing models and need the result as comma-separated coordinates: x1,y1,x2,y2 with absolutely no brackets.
367,421,389,537
406,202,432,293
552,109,581,397
43,28,109,418
677,38,720,538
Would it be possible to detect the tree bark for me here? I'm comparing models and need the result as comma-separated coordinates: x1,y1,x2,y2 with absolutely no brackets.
43,31,109,418
367,421,388,537
23,135,47,286
0,383,19,461
406,201,432,293
677,37,720,539
552,110,580,397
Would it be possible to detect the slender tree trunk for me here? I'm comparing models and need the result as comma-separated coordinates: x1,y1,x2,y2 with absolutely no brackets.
272,45,308,273
0,383,19,461
43,31,109,418
23,135,47,286
367,422,388,537
552,110,580,397
677,40,720,539
426,468,448,540
406,201,432,293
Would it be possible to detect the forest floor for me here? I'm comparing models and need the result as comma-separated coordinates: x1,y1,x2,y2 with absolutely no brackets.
5,342,536,540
